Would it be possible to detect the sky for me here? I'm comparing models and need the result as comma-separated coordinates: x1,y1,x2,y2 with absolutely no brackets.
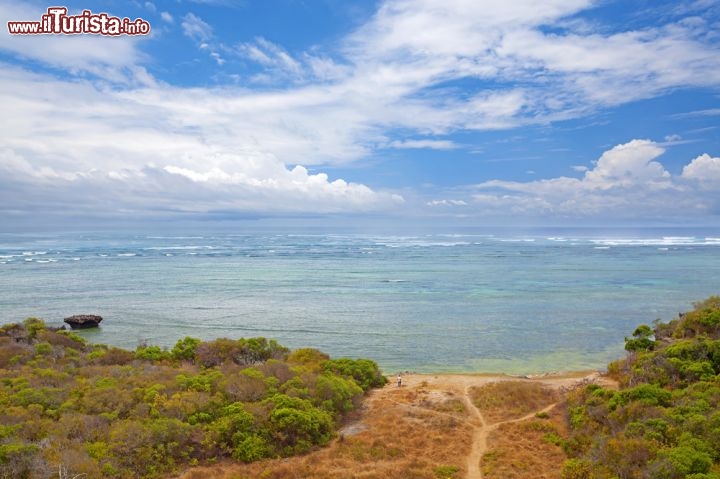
1,0,720,230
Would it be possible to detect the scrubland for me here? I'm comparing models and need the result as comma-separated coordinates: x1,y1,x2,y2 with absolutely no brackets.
3,296,720,479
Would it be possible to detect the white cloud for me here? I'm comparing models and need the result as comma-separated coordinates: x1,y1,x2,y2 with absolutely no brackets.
583,140,670,190
235,37,309,82
427,199,468,206
390,139,458,150
675,108,720,118
210,52,225,66
466,139,719,219
304,54,352,82
160,11,174,23
340,0,720,128
0,66,400,217
182,13,213,43
181,13,227,66
682,153,720,187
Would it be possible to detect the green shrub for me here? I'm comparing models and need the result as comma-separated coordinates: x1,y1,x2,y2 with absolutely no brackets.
323,358,387,391
171,336,201,361
652,445,713,478
0,324,385,477
560,458,592,479
566,297,720,478
434,464,460,478
135,345,171,361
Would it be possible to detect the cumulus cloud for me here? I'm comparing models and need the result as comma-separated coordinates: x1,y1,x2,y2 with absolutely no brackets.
0,66,400,218
583,140,670,190
466,140,719,219
682,153,720,187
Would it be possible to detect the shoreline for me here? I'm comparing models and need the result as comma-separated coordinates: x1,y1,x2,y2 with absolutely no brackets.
383,369,617,392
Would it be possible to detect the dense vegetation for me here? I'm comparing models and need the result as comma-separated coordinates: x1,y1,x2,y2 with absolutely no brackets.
0,319,386,478
563,296,720,479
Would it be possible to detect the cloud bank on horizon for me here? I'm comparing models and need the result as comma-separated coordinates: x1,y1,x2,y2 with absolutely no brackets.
0,0,719,226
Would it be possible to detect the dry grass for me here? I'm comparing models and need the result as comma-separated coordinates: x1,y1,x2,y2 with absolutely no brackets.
482,402,569,479
469,381,560,423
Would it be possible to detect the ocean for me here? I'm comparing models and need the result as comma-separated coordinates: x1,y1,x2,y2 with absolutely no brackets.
1,228,719,374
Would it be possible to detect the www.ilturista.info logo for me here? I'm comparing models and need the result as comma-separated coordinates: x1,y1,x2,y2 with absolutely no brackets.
7,7,151,35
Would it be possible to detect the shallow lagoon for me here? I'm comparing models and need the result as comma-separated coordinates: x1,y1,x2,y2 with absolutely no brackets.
2,228,719,373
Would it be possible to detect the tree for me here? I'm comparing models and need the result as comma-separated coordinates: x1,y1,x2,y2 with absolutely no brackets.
171,337,201,362
625,324,655,352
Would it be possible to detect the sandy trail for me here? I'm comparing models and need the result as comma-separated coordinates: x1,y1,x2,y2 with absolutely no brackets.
388,372,612,479
461,385,486,479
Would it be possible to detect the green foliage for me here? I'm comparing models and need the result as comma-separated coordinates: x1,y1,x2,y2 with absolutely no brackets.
287,347,330,366
171,336,201,361
560,458,592,479
176,370,223,393
433,464,460,478
135,344,171,361
652,445,713,478
231,433,270,462
315,373,363,414
33,342,53,356
674,296,720,338
0,320,384,478
22,317,46,339
625,324,656,351
266,394,335,454
566,296,720,477
195,337,289,368
323,357,388,391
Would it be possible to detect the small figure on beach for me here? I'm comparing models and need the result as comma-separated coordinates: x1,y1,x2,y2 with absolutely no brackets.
397,374,402,387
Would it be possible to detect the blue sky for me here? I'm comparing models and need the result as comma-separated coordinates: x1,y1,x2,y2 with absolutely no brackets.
1,0,720,229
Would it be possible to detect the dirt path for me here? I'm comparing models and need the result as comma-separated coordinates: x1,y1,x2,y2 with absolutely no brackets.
460,385,487,479
391,372,612,479
460,386,558,479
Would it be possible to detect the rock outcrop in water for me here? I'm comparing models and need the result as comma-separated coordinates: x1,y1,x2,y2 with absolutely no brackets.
64,314,103,329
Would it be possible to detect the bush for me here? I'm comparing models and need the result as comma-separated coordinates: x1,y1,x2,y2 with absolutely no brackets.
135,345,171,361
560,458,592,479
434,465,460,478
0,324,385,477
625,324,656,351
652,445,713,478
566,297,720,478
171,336,201,361
266,395,335,454
323,358,387,391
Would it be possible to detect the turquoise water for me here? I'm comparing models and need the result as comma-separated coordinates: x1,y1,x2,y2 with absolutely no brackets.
1,229,719,374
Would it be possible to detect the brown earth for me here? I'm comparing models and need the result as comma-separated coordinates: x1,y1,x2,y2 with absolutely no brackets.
176,371,616,479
